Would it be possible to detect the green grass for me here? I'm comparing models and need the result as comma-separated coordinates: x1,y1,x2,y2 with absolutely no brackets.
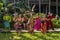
0,32,60,40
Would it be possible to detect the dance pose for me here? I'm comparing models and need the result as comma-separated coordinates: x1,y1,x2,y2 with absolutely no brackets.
3,13,11,30
23,14,28,30
13,14,22,35
41,16,47,34
27,14,34,34
47,12,54,31
34,14,41,31
18,14,22,35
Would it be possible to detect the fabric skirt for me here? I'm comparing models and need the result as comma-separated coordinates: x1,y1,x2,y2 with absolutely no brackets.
41,23,47,33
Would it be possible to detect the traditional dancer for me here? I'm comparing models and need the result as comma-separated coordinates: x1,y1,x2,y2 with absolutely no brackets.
13,14,18,30
27,14,34,34
34,14,41,31
3,13,11,30
41,16,47,34
17,14,22,35
23,14,28,30
47,12,54,31
14,22,21,35
13,14,22,35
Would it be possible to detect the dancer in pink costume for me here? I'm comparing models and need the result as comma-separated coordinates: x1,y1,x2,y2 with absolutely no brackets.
13,14,22,36
34,14,41,31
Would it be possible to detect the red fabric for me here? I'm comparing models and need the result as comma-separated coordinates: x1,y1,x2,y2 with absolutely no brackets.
47,20,54,30
47,15,54,30
24,17,27,22
28,23,32,32
41,22,47,34
48,15,55,20
28,23,34,33
48,16,53,20
53,16,56,18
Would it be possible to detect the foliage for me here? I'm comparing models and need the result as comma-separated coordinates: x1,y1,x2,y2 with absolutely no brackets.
0,3,3,9
7,3,12,9
33,13,46,18
52,18,60,28
39,13,46,18
0,32,60,40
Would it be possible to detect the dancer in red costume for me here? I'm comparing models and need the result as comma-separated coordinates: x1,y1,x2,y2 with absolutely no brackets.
27,14,34,34
23,14,28,30
47,12,54,31
41,16,47,34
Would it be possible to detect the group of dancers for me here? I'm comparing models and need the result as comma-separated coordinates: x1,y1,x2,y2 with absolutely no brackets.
3,12,55,35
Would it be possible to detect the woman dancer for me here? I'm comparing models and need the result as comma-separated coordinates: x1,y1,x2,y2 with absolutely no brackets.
34,14,41,31
13,14,22,35
17,14,22,35
47,12,54,31
23,14,28,30
3,13,11,30
27,14,34,34
41,16,47,34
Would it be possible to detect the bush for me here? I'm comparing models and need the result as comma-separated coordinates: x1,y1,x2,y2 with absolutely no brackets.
0,3,3,9
52,18,60,28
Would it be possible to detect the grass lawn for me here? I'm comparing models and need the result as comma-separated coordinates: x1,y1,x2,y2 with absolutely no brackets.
0,32,60,40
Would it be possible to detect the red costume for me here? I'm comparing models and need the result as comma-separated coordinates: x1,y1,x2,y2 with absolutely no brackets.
27,17,34,34
23,16,27,22
23,16,28,30
47,13,54,30
41,18,47,34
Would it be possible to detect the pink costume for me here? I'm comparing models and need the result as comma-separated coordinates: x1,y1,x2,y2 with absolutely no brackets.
14,22,21,32
13,16,22,32
34,17,41,30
